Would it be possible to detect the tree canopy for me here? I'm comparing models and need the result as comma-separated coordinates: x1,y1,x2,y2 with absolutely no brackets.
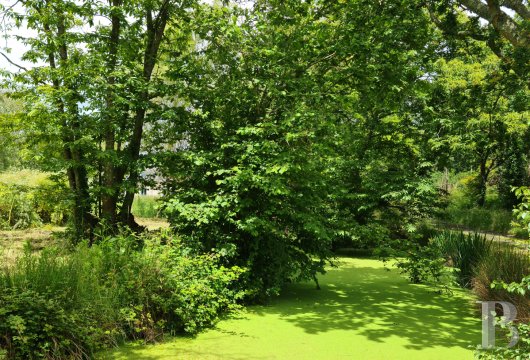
0,0,529,299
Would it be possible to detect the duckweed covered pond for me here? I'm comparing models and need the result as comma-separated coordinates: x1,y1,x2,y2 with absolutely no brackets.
103,258,481,360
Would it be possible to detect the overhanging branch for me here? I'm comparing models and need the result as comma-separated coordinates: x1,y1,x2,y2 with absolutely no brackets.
0,50,29,72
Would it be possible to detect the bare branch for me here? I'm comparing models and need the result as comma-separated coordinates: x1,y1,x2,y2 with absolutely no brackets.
0,50,28,71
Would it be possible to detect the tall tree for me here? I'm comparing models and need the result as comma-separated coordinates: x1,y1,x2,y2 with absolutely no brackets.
428,0,530,78
428,44,530,207
158,0,439,299
0,0,194,239
0,94,23,171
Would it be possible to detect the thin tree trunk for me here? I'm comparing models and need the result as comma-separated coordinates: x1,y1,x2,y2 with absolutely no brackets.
101,0,123,224
478,160,488,207
119,5,170,225
53,11,93,240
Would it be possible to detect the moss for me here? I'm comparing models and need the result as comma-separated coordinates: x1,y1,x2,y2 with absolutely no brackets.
102,258,480,360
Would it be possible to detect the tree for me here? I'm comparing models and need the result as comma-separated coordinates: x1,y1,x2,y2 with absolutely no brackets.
0,94,23,171
428,44,530,207
428,0,530,77
158,0,440,299
0,0,195,240
454,0,530,49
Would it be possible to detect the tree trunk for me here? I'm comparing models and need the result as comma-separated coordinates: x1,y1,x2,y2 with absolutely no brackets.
118,6,170,226
477,161,488,207
101,0,122,224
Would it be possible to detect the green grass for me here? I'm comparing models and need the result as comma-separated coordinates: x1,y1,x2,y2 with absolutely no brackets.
0,226,64,266
443,207,513,235
132,195,161,218
0,169,51,187
101,258,481,360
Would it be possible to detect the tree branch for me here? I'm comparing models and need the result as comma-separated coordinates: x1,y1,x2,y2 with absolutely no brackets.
0,51,29,71
500,0,530,21
459,0,529,47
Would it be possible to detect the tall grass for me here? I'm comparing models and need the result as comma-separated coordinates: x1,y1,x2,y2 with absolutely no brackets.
0,244,120,359
433,230,530,320
473,243,530,320
432,231,492,288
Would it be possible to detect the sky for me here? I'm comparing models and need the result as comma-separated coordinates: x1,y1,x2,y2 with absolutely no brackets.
0,0,249,72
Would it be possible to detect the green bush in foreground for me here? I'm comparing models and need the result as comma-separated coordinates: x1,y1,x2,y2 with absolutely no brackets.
396,243,447,285
0,233,245,359
0,245,118,359
475,320,530,359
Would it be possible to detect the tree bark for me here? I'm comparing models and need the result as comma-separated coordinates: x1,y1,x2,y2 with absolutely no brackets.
458,0,530,48
49,7,93,240
119,4,171,223
101,0,123,224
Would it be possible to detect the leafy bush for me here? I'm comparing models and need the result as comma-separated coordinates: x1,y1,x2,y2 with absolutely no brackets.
0,245,119,359
332,222,391,252
98,232,245,338
432,231,492,287
475,320,530,359
510,226,529,240
396,243,446,285
439,174,514,234
409,220,440,247
513,186,530,237
0,183,41,229
0,171,69,229
0,232,245,359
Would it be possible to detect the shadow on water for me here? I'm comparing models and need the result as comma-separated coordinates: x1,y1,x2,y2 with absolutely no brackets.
249,259,480,351
102,258,481,359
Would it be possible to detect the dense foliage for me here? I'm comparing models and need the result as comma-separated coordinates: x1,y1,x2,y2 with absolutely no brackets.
1,0,530,357
0,171,69,229
0,233,244,359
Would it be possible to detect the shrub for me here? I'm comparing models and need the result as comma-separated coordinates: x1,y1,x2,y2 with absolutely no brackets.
396,243,447,285
0,246,119,359
475,320,530,359
0,171,69,229
0,183,41,229
332,222,391,252
513,186,530,238
98,232,245,338
432,231,492,288
409,220,440,247
0,232,245,359
510,226,529,239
